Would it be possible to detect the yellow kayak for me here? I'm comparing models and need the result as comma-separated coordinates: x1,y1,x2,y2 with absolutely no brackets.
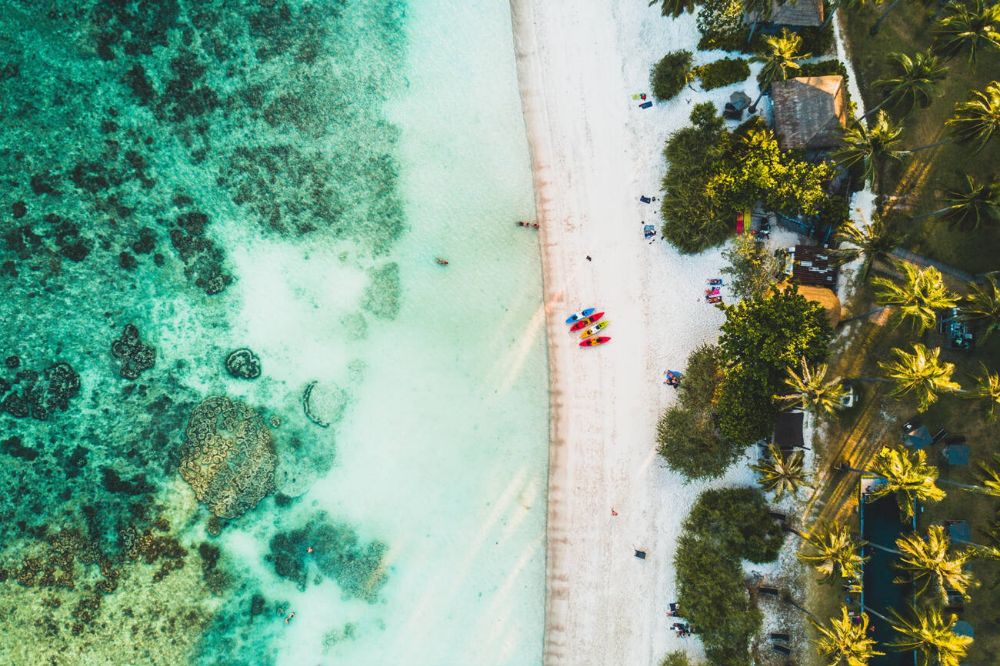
579,320,610,340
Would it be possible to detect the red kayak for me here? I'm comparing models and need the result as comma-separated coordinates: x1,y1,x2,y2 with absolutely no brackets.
569,312,604,332
579,336,611,347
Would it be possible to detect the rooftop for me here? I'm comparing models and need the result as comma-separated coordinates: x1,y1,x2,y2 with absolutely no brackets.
770,75,847,151
745,0,825,27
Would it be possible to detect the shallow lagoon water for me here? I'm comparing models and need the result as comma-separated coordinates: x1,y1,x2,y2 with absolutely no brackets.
0,1,546,663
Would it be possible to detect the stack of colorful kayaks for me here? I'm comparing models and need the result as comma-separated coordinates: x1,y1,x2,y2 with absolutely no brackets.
565,308,610,347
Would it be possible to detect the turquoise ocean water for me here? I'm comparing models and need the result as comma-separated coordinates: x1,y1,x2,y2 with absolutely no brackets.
0,1,547,663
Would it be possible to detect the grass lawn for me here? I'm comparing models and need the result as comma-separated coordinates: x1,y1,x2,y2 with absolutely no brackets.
839,5,1000,274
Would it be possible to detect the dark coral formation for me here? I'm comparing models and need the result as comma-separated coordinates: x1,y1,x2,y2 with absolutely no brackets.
267,512,388,602
111,324,156,380
169,212,232,295
0,361,81,420
225,348,261,380
179,396,276,518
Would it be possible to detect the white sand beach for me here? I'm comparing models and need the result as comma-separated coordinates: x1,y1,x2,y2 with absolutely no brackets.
509,1,765,663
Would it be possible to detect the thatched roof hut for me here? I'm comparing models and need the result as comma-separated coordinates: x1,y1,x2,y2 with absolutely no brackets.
745,0,824,28
797,284,841,327
770,76,847,151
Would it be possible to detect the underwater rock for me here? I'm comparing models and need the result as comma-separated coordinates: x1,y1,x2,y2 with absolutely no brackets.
5,355,20,369
225,348,261,380
1,435,39,461
169,211,232,295
267,512,388,602
0,361,80,420
110,324,155,380
12,201,26,218
179,396,276,519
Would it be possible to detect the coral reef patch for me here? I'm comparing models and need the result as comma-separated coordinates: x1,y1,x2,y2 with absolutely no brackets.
225,348,261,380
111,324,156,379
267,512,389,603
179,396,277,519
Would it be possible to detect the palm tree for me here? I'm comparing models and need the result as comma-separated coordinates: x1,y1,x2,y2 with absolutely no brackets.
833,111,907,189
797,522,868,583
946,81,1000,153
977,453,1000,495
879,344,961,412
846,446,946,519
872,262,958,332
648,0,696,17
961,274,1000,339
872,50,948,116
933,0,1000,64
891,525,977,602
917,175,1000,230
743,0,774,40
966,367,1000,420
887,606,973,666
775,358,847,415
832,215,900,281
752,443,810,499
749,29,809,113
812,606,884,665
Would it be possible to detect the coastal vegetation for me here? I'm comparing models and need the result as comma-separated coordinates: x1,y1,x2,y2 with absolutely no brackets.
694,57,751,90
660,105,835,253
651,0,1000,663
674,487,783,666
651,50,694,101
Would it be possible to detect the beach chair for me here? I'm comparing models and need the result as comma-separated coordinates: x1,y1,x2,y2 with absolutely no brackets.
771,644,792,656
634,549,647,559
639,101,653,109
639,195,652,204
643,225,656,239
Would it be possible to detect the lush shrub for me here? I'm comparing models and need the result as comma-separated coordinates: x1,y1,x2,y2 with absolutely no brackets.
714,286,832,445
661,104,734,252
696,57,751,90
656,345,744,480
660,652,691,666
696,0,746,51
716,366,779,445
719,286,832,378
721,234,779,301
685,487,785,562
651,50,693,101
660,106,835,254
674,486,783,665
650,0,696,18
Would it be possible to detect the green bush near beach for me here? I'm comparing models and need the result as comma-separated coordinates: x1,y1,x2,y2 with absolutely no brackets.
674,487,782,665
659,652,691,666
660,106,834,254
715,286,832,445
650,50,693,101
695,58,750,90
656,345,742,480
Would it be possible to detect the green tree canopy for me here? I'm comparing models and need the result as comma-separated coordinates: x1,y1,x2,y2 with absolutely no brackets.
832,214,899,281
797,522,868,583
721,233,780,301
656,344,743,480
961,274,1000,339
873,262,958,332
651,50,694,102
719,286,833,382
812,606,884,666
879,343,961,412
866,446,947,519
933,0,1000,63
752,443,810,500
686,486,786,562
947,81,1000,153
873,50,948,115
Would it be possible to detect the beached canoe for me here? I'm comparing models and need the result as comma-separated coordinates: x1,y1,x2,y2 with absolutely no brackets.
565,307,596,325
579,336,611,347
569,312,604,332
579,320,610,340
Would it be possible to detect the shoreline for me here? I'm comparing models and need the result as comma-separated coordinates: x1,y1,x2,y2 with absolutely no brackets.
508,1,740,662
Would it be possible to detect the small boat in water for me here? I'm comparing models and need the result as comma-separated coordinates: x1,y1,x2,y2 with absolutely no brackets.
579,336,611,348
579,320,610,340
570,312,604,332
565,307,596,325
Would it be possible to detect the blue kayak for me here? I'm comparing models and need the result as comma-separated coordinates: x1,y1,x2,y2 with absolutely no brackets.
565,307,596,325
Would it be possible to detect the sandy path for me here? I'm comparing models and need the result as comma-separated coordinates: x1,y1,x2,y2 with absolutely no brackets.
508,1,762,663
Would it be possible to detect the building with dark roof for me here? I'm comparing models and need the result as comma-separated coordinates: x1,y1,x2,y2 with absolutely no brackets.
770,75,848,151
745,0,825,28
